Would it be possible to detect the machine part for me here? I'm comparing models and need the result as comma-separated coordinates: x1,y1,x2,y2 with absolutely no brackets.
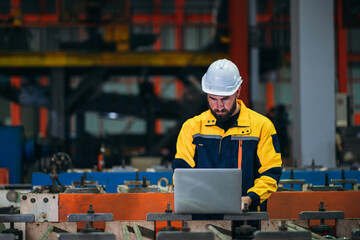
300,211,345,220
0,206,30,240
146,213,191,221
157,178,169,187
2,227,22,240
105,221,155,240
68,204,113,234
119,172,161,193
311,224,335,237
41,152,73,174
0,234,15,240
6,191,18,203
253,230,312,239
261,219,360,239
159,204,178,232
300,202,345,237
278,169,306,191
330,169,357,190
157,178,173,193
68,213,114,222
352,229,360,240
0,187,31,209
299,202,345,220
57,232,116,240
223,212,269,221
128,187,160,193
48,158,66,193
0,214,35,222
147,203,192,222
207,225,231,240
64,187,100,194
231,204,262,240
234,224,256,240
157,231,215,240
26,222,77,240
308,173,344,191
67,205,113,222
66,172,104,193
20,194,58,222
123,172,150,187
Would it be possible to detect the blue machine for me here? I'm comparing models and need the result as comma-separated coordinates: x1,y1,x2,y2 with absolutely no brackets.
0,126,23,184
32,171,174,193
31,170,360,193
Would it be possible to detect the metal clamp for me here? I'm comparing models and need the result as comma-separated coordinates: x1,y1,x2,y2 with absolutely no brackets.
0,214,35,223
146,213,192,221
224,212,269,221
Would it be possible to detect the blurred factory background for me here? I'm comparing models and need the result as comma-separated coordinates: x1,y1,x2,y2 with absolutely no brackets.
0,1,359,240
0,0,359,183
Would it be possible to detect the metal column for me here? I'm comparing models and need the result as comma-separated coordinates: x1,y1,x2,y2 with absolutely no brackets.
291,0,336,167
229,0,249,106
50,68,66,140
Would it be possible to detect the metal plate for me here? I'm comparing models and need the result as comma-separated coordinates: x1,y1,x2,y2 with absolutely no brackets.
224,212,269,221
299,211,345,220
157,231,215,240
20,194,59,222
68,213,113,222
254,230,311,239
0,214,34,222
0,234,15,240
146,213,192,221
58,232,115,240
64,188,100,194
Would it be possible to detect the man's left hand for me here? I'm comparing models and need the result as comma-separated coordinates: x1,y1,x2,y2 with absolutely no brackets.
241,196,252,210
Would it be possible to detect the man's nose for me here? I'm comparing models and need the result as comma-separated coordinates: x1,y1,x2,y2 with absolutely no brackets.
215,100,224,111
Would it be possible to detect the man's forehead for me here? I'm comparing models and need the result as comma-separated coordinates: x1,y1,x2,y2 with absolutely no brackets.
207,94,232,99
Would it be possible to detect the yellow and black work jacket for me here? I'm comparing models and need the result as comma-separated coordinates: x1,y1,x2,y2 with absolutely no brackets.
172,100,282,209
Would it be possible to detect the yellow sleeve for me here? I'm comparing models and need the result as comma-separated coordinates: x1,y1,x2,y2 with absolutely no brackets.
247,120,282,204
174,120,197,167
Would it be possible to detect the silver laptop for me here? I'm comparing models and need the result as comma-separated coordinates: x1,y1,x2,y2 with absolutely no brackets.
174,168,242,214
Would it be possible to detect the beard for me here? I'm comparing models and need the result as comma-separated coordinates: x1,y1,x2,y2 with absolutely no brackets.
209,99,238,123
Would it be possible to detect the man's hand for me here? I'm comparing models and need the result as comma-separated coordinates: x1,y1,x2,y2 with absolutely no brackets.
241,196,252,210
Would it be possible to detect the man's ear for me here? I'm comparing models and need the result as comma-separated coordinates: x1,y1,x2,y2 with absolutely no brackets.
236,87,241,99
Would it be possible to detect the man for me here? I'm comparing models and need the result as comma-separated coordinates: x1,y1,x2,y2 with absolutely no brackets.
172,59,282,211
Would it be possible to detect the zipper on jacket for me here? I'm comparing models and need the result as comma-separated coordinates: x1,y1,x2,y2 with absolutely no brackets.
238,140,243,169
219,137,222,154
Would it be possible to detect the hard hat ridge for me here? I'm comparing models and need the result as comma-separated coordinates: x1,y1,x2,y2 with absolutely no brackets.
201,59,242,96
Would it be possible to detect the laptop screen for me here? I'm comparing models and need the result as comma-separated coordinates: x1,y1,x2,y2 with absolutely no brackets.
174,168,242,214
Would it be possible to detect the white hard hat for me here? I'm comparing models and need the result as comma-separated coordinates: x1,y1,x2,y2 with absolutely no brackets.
201,59,243,96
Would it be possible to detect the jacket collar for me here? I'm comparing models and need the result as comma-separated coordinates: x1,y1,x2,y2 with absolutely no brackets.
236,100,250,127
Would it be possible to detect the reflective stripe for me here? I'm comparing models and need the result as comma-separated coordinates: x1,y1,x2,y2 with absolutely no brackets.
231,136,259,141
238,140,242,169
193,133,222,139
